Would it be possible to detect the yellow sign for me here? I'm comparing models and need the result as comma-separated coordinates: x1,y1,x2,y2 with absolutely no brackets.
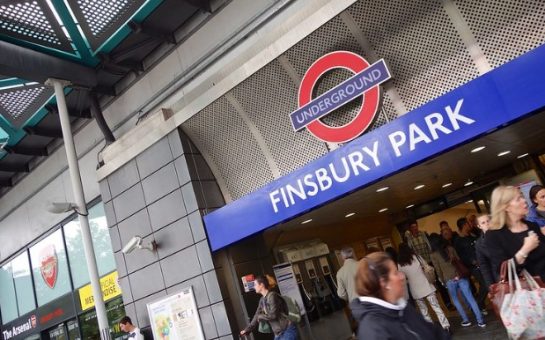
79,271,122,311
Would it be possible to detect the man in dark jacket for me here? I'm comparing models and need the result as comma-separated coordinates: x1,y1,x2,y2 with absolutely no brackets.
475,214,497,287
454,217,488,312
240,276,297,340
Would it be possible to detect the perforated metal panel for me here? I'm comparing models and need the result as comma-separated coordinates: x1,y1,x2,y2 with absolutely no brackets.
0,0,72,51
230,59,328,176
182,0,545,200
348,0,479,111
67,0,145,49
184,97,275,200
0,85,53,128
454,0,545,68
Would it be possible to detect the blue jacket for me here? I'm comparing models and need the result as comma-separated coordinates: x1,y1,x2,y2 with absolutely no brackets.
526,205,545,227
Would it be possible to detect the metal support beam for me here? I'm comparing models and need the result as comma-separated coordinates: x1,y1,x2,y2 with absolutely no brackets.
0,163,29,173
128,21,176,44
46,104,92,119
0,178,12,187
182,0,212,12
4,145,48,156
0,40,98,88
47,78,111,340
24,126,63,139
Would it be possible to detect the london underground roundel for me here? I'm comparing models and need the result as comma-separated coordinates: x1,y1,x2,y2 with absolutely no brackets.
289,51,392,143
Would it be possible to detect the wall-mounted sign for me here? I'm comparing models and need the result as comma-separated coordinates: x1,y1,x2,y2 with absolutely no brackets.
78,271,122,311
204,44,545,251
39,244,58,289
273,263,306,316
290,51,391,143
1,315,37,340
241,274,256,293
147,287,205,340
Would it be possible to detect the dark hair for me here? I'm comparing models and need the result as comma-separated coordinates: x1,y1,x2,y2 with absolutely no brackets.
530,185,544,206
384,246,398,265
429,233,449,261
397,243,415,267
456,217,467,231
255,275,269,289
355,252,393,300
439,220,448,227
120,316,133,325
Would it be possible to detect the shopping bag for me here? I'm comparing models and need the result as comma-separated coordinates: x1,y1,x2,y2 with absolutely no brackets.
499,259,545,339
489,260,545,318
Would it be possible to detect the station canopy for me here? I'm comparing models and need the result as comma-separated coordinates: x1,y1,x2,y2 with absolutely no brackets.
0,0,212,195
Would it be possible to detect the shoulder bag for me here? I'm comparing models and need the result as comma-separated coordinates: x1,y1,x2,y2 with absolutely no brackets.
416,255,436,284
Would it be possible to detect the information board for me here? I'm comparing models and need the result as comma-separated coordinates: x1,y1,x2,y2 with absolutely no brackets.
273,263,306,316
147,287,205,340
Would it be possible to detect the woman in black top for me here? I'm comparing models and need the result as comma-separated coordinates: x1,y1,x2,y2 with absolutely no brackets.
474,214,497,287
485,186,545,281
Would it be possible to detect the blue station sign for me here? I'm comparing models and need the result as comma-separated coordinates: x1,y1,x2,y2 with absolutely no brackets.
204,44,545,251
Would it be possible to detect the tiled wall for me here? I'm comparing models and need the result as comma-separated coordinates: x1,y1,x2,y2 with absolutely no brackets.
99,129,233,339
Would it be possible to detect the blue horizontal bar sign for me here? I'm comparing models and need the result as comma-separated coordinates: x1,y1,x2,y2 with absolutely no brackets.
204,43,545,251
290,59,391,131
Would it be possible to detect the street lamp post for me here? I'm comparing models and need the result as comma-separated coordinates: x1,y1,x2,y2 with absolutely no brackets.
47,78,110,339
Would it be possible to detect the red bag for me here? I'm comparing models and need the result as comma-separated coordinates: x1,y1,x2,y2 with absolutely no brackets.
488,260,545,318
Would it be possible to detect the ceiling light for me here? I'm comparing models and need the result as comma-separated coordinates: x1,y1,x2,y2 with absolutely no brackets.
517,153,529,159
301,219,312,224
414,184,425,190
471,146,486,153
466,200,474,203
497,150,511,157
464,180,474,187
345,212,356,218
405,204,414,209
376,186,389,192
378,208,388,213
442,183,452,188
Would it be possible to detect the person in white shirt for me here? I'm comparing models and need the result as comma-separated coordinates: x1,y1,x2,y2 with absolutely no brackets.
120,316,144,340
336,247,359,303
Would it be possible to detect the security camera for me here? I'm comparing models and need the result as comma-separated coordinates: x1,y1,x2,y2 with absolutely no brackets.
122,236,142,254
47,202,77,214
122,236,157,254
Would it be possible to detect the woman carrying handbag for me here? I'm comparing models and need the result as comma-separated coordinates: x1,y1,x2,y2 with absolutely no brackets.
398,243,451,332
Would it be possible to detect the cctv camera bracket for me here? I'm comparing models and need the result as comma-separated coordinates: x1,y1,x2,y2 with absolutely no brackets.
140,240,157,252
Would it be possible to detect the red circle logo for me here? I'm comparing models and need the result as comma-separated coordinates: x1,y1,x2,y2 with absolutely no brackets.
296,51,384,143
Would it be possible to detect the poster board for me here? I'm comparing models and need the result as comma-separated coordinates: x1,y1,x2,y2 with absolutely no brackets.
273,263,306,316
147,286,205,340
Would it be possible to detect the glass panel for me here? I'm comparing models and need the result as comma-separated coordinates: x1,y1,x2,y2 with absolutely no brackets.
0,261,18,323
64,203,115,289
29,230,71,306
80,297,126,340
12,252,36,315
48,324,67,340
67,319,81,340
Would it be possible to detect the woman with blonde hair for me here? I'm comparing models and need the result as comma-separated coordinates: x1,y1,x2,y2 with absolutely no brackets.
485,185,545,281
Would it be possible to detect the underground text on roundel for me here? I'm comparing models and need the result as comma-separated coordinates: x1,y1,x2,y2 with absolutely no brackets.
270,99,473,213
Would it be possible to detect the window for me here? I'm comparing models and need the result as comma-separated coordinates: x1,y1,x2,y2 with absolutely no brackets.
80,296,126,340
0,262,17,323
12,252,35,315
29,230,71,306
64,203,116,289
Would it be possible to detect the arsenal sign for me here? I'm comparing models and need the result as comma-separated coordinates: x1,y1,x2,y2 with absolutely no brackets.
39,244,58,289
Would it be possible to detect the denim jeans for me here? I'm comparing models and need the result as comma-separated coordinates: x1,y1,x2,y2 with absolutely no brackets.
274,323,298,340
446,278,484,324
